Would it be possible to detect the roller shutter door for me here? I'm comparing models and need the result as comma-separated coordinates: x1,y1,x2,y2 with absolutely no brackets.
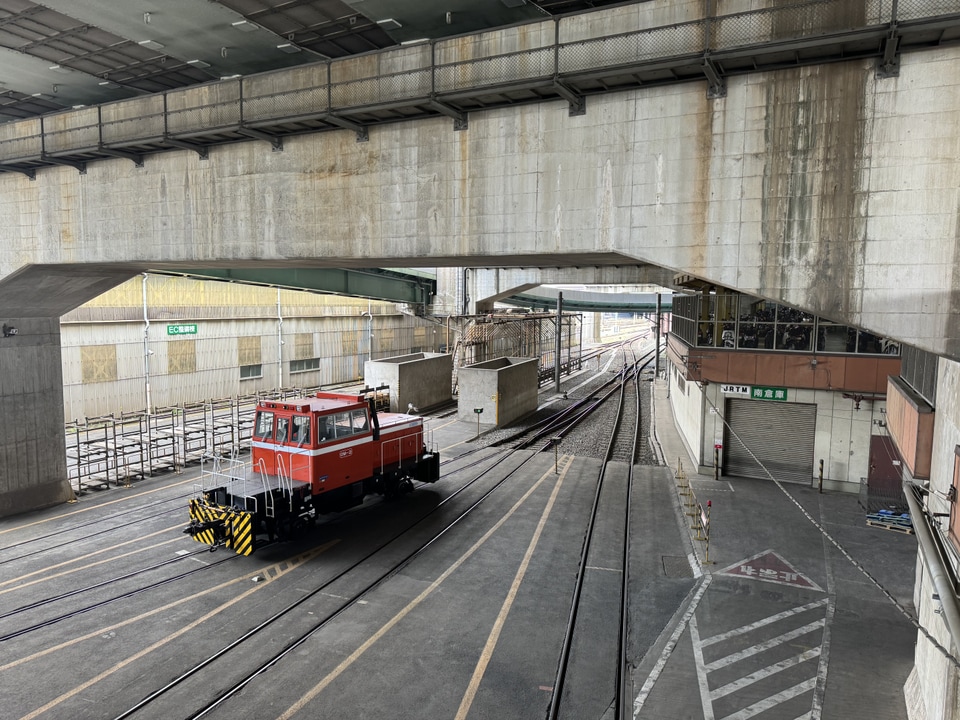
723,399,816,484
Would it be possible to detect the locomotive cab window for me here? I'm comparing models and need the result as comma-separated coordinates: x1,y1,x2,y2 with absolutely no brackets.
292,415,311,446
317,416,332,443
351,409,369,432
254,411,274,440
333,412,355,438
276,416,290,444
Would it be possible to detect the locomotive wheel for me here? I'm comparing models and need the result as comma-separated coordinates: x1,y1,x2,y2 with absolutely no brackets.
383,473,402,500
279,515,298,541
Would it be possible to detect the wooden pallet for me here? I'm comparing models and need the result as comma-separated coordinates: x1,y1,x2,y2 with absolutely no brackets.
866,519,914,534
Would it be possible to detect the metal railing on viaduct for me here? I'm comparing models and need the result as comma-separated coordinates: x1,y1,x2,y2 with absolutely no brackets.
1,0,958,179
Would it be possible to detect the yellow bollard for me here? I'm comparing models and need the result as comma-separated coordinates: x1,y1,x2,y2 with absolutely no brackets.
704,501,712,563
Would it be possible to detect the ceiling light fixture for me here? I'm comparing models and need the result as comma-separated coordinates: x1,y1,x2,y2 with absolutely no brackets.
277,43,301,53
187,59,211,68
232,20,258,32
377,18,402,30
48,65,70,74
138,39,164,51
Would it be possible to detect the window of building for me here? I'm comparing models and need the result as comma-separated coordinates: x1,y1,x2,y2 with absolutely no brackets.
290,357,320,373
238,336,261,373
673,292,901,356
240,364,262,379
168,339,197,374
81,345,118,383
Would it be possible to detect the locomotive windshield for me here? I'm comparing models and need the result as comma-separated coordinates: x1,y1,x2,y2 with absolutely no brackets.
316,409,369,443
253,410,274,440
276,417,289,444
292,415,311,445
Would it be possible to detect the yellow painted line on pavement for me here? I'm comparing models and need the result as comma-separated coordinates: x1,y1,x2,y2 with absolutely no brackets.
453,454,570,720
0,525,185,593
277,455,575,720
11,541,339,720
0,476,196,536
441,437,471,452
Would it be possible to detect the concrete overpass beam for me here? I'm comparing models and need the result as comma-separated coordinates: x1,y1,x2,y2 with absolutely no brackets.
463,266,675,314
0,317,72,518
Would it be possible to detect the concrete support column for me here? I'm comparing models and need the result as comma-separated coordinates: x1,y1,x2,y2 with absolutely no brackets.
0,316,72,518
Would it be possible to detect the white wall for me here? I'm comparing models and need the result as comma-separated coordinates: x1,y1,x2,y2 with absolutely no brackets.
911,357,960,720
60,311,441,420
674,370,886,489
667,359,705,471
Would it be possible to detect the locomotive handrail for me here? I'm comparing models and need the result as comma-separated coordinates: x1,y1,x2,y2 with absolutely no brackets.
254,457,269,519
378,437,397,475
275,452,305,513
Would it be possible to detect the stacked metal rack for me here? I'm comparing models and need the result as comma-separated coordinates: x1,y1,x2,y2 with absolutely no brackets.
65,415,114,493
146,407,180,476
63,386,327,495
174,401,209,467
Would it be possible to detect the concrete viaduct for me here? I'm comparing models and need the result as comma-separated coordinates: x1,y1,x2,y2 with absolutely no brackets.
1,0,960,515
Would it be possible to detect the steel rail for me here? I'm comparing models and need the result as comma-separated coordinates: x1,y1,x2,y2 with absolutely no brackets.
111,447,524,720
0,552,237,643
546,342,646,719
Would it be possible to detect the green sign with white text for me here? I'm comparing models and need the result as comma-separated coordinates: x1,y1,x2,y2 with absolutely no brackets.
167,324,198,336
751,385,788,402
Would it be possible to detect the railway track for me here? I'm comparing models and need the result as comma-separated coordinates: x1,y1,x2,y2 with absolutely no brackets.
106,368,643,718
5,332,661,720
109,447,530,719
547,348,643,720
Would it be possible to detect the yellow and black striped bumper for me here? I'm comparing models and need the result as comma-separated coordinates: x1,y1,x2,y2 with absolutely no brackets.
186,499,256,556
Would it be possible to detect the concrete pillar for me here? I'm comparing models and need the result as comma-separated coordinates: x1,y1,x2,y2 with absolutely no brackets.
0,317,72,517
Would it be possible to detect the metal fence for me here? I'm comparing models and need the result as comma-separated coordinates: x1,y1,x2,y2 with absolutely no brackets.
858,476,908,513
65,388,316,495
4,0,956,165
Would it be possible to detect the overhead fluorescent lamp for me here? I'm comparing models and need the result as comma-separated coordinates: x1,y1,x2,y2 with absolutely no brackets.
99,80,120,88
400,38,429,46
31,92,54,99
220,74,242,80
377,18,402,30
187,59,211,68
138,39,164,51
277,42,301,53
231,20,258,32
48,65,70,74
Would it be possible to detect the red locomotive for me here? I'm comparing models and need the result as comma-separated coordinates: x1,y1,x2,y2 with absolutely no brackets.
185,390,440,555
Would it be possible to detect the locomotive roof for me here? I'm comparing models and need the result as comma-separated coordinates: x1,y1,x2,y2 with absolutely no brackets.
258,392,367,414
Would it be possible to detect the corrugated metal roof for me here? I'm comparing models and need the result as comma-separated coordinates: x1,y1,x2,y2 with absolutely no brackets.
0,0,630,121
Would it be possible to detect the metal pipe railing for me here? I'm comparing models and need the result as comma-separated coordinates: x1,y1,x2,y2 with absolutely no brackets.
4,0,952,170
903,481,960,650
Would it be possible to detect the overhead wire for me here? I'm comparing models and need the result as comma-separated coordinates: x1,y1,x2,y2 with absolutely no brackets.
699,384,960,669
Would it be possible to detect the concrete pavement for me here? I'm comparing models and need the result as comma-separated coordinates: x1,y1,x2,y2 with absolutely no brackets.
637,378,917,720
